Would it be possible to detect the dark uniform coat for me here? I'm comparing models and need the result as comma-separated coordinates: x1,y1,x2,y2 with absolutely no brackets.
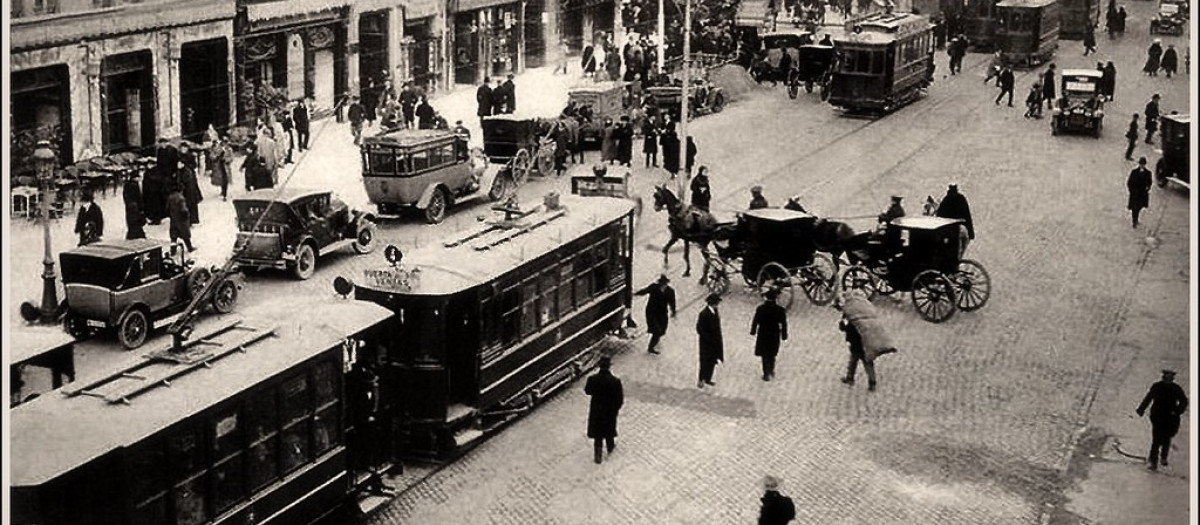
584,369,624,439
696,306,725,364
751,302,788,357
476,84,494,117
167,191,191,241
123,180,146,240
179,165,202,225
936,189,974,239
759,490,797,525
1042,69,1056,101
1127,166,1152,211
634,283,676,335
661,130,681,174
1137,380,1188,440
75,203,104,246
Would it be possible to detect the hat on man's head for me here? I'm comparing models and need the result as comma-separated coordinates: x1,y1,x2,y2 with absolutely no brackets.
891,195,903,201
751,185,763,194
705,293,723,305
1162,369,1176,377
948,181,959,189
763,288,780,300
1138,157,1148,165
599,356,612,369
657,274,670,284
763,475,781,491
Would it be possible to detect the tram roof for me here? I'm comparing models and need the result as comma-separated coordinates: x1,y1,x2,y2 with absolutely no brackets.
997,0,1058,8
364,128,459,148
837,11,931,44
9,300,393,487
356,194,636,296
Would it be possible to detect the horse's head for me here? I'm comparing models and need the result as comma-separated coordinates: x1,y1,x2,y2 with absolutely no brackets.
652,185,679,212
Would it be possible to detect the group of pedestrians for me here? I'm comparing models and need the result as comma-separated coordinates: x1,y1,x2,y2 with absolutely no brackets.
1143,39,1180,78
110,141,204,250
475,75,519,120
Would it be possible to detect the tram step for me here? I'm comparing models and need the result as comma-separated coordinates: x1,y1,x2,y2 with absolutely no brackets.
452,427,486,449
446,403,477,425
355,494,393,515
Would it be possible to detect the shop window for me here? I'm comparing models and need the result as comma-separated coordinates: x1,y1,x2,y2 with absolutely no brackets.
211,454,244,514
173,475,208,525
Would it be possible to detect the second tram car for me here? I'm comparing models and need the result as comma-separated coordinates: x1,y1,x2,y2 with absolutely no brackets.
829,12,936,113
961,0,1002,49
1057,0,1099,39
996,0,1060,67
351,194,637,459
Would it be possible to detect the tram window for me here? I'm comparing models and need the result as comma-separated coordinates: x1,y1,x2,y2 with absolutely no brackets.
574,252,594,307
539,272,558,326
480,298,500,348
168,426,204,480
247,438,278,491
501,286,521,345
211,410,242,460
314,360,338,406
129,440,168,504
281,373,311,424
132,497,168,525
870,51,885,75
212,454,245,515
520,280,538,336
557,262,574,315
592,240,611,292
173,475,208,525
314,404,341,454
280,421,312,473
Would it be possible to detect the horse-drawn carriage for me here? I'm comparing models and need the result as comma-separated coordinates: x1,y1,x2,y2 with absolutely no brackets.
792,44,836,98
481,115,558,179
646,80,727,121
839,216,991,323
701,208,839,309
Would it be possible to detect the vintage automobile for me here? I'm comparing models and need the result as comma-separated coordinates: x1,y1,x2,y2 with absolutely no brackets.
1155,113,1189,189
750,32,809,85
232,188,377,279
646,79,727,121
566,81,629,145
995,0,1060,67
1051,69,1104,137
363,128,512,223
60,238,240,349
828,12,936,113
1149,1,1186,35
791,44,836,98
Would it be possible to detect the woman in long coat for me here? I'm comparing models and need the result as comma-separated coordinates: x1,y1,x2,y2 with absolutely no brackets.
123,176,146,240
1144,40,1163,75
581,45,597,77
179,154,203,225
600,119,617,163
1101,61,1117,101
660,126,681,176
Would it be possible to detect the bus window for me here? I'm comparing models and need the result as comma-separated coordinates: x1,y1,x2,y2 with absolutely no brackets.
412,149,431,172
365,148,398,176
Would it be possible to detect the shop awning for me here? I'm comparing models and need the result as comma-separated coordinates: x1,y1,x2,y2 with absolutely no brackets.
450,0,522,14
11,0,234,52
406,0,442,18
246,0,347,22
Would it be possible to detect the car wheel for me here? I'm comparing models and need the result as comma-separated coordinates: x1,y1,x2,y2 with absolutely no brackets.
424,188,447,224
210,279,239,314
353,222,377,254
188,267,212,297
118,308,150,349
489,171,513,202
293,243,317,280
65,311,92,339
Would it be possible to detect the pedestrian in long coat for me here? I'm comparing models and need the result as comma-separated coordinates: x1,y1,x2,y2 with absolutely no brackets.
696,293,725,388
209,138,232,200
1144,40,1163,75
1160,45,1178,78
642,122,659,167
1041,65,1057,109
1126,157,1152,228
690,166,712,210
601,119,617,164
1136,369,1189,470
661,126,681,176
179,159,203,225
582,45,597,76
476,78,494,119
292,99,311,151
584,357,624,464
1083,26,1097,55
751,289,788,381
759,475,797,525
75,190,104,246
1144,94,1161,144
123,177,146,240
616,118,634,166
241,144,274,191
1124,114,1140,160
685,136,698,174
936,183,974,256
1101,62,1117,101
143,145,176,224
502,75,516,113
605,45,622,81
634,275,676,354
167,183,194,251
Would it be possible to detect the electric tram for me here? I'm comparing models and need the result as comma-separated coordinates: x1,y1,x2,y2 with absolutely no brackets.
828,12,937,113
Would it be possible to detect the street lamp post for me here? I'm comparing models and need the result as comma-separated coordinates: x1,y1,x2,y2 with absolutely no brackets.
678,0,692,199
33,141,60,324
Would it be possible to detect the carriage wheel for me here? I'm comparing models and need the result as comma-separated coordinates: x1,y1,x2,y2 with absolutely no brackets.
798,253,837,306
756,262,796,310
511,149,532,185
840,265,877,300
911,270,957,323
951,259,991,312
873,270,897,296
705,268,730,297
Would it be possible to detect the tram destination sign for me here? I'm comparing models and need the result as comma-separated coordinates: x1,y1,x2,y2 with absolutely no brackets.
363,267,421,292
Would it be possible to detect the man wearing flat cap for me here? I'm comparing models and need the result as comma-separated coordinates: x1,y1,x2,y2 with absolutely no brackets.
634,275,676,354
1136,369,1188,470
751,288,789,381
585,357,624,464
696,293,725,388
758,475,796,524
749,186,770,210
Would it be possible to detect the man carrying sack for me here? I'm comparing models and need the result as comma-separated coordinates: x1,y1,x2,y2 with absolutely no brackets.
835,291,899,392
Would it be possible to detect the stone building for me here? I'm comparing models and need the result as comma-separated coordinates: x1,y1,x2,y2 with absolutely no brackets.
9,0,236,170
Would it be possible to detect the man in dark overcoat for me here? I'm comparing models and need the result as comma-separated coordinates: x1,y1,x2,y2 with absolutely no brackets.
1125,114,1140,160
758,475,797,525
1136,369,1188,470
936,182,974,255
690,166,712,211
1102,62,1117,101
476,77,494,122
634,275,676,354
751,289,788,381
502,75,516,113
661,125,681,177
178,153,203,225
696,293,725,388
123,176,146,240
1143,94,1161,144
584,357,624,464
143,143,176,225
167,182,195,252
75,189,104,246
616,116,634,166
1126,157,1152,228
293,98,311,150
996,66,1015,106
1041,64,1057,110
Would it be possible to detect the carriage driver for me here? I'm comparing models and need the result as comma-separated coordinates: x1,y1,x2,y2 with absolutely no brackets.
877,195,906,227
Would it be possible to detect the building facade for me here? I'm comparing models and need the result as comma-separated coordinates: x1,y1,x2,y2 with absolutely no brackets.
10,0,236,169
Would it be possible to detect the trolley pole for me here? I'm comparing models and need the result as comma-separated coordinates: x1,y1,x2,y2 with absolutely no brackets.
678,0,692,200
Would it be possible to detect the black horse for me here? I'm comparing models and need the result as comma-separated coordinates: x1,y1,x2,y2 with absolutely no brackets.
651,185,732,277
